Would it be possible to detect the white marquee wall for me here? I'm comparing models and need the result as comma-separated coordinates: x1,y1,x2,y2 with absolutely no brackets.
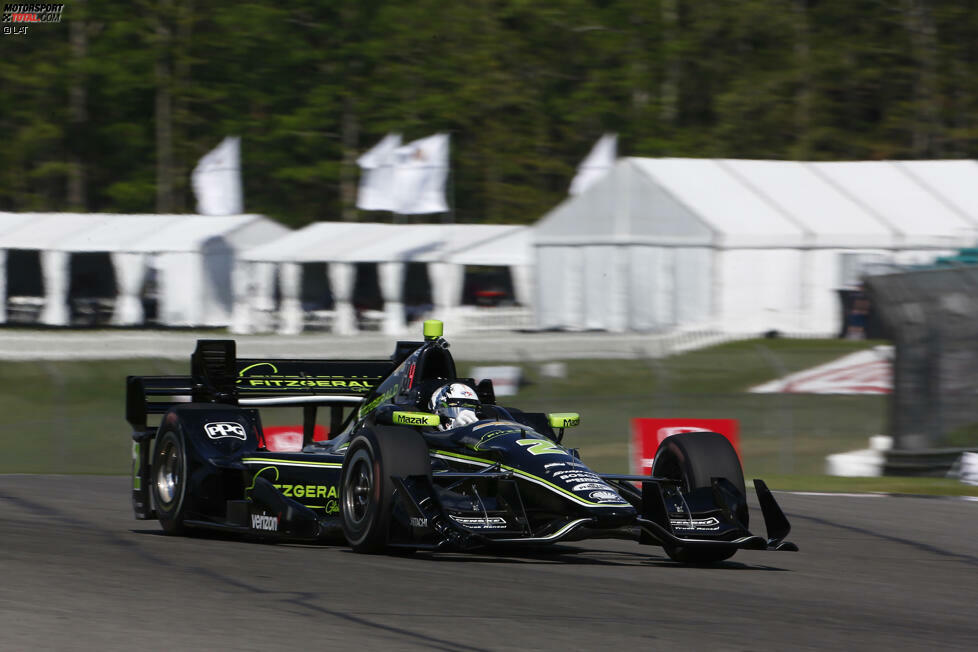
238,223,532,335
534,158,978,335
0,213,290,327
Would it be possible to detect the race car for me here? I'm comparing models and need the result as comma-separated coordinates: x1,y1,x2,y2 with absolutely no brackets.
126,320,797,563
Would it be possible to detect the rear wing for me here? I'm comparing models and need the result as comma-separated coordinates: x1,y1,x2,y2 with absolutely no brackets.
126,339,407,432
236,357,390,397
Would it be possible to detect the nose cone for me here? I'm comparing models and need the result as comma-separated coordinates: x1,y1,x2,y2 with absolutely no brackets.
587,503,638,529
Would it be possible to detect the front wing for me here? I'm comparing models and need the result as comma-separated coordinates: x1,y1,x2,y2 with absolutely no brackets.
143,459,797,556
383,468,798,554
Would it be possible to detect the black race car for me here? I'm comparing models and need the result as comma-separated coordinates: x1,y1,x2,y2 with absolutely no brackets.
127,320,796,563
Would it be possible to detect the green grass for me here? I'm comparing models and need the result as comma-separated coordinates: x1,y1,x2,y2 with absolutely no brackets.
0,358,185,475
464,338,889,477
4,337,968,496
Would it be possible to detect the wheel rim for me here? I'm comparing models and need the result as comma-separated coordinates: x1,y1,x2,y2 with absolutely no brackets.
343,453,374,527
156,439,181,506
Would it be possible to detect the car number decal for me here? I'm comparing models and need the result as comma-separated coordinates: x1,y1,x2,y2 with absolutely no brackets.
516,439,563,456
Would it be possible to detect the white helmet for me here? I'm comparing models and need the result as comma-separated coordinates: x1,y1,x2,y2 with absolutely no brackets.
429,383,480,431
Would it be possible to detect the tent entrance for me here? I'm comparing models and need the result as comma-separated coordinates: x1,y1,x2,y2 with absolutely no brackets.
68,252,116,327
5,249,44,324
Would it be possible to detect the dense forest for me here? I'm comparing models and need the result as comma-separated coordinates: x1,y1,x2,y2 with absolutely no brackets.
1,0,977,227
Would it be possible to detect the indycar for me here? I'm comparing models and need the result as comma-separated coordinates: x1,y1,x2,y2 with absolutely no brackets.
127,320,797,563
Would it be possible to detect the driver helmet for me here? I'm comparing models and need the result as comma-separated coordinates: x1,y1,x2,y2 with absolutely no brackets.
429,382,480,431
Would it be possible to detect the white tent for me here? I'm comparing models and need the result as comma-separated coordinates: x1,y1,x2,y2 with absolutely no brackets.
533,158,978,334
0,213,289,327
239,223,531,335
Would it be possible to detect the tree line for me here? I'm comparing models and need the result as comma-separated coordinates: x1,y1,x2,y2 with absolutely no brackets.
1,0,976,228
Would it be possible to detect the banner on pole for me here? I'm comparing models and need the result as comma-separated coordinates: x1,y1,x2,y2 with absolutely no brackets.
356,132,450,214
192,136,243,216
630,418,740,475
569,133,617,196
356,133,402,211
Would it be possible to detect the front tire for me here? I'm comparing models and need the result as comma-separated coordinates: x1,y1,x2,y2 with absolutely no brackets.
151,428,188,535
340,428,430,553
652,431,746,563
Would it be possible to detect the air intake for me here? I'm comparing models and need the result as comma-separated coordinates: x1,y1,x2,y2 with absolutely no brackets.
191,339,237,404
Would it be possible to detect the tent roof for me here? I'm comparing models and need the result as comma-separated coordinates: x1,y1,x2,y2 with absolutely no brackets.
888,160,978,229
242,222,362,262
444,225,529,265
719,160,897,248
534,158,978,250
243,222,398,262
633,158,807,247
402,224,528,264
0,212,44,240
810,162,976,247
127,215,286,253
0,213,113,250
331,224,445,262
243,222,531,265
0,213,287,253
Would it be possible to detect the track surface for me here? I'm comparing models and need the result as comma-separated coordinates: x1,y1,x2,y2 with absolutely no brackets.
2,476,977,651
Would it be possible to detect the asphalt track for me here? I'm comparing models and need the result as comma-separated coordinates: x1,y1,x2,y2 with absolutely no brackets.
2,476,977,651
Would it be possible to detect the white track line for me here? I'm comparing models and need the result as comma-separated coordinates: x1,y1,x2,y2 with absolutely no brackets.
788,491,887,498
787,490,978,501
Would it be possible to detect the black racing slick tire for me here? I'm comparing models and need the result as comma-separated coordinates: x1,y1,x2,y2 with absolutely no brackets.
150,427,188,535
340,428,430,554
652,431,746,563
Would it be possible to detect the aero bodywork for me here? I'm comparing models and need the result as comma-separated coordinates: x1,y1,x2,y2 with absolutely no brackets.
127,321,797,561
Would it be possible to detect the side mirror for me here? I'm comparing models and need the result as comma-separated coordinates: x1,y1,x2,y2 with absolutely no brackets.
390,411,440,428
547,412,579,444
547,413,580,429
476,378,496,405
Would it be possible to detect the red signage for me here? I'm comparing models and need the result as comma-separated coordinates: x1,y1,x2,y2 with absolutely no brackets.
630,418,739,475
263,425,328,452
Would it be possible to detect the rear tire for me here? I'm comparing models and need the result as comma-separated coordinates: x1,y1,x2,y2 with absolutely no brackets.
652,431,746,563
151,428,188,535
340,428,430,553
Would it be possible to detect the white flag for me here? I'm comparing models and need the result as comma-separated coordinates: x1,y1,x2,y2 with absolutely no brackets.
569,133,617,196
191,136,243,215
356,132,402,211
391,133,450,214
